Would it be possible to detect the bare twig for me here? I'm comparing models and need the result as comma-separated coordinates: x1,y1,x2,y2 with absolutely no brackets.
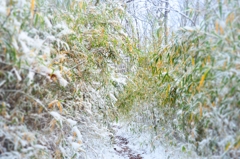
169,6,195,26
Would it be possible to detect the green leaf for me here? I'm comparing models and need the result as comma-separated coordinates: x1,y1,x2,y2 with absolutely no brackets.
182,146,186,152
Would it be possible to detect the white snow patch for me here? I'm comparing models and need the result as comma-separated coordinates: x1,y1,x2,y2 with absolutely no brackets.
13,68,22,81
0,1,6,15
66,118,77,127
71,142,84,151
50,111,64,126
27,70,35,85
72,126,82,141
44,17,52,28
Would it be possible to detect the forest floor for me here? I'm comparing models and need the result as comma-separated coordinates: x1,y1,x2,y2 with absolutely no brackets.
103,123,200,159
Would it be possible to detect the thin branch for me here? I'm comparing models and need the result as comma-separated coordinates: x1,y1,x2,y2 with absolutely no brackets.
169,6,195,26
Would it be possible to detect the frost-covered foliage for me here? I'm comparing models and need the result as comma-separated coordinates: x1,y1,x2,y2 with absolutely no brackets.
118,0,240,158
0,0,134,158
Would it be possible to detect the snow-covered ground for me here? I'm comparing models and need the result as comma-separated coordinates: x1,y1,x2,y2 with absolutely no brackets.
102,123,200,159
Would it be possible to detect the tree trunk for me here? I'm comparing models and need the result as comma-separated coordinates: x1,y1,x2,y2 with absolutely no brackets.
164,0,169,45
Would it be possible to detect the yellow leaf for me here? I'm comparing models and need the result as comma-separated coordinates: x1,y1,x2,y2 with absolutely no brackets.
207,55,211,63
225,142,231,151
60,65,63,73
189,113,193,123
156,60,162,70
101,27,105,34
223,60,227,69
191,131,195,138
73,132,77,137
219,25,224,34
48,100,58,109
167,84,171,92
21,116,24,123
170,56,173,65
234,140,240,149
164,68,167,72
50,119,57,131
198,74,206,89
212,102,216,107
199,105,203,118
30,0,35,17
215,21,219,33
38,107,43,114
128,44,133,53
57,101,63,113
79,1,83,9
7,8,11,16
23,132,35,142
226,13,234,24
191,58,195,66
165,84,171,97
198,69,210,90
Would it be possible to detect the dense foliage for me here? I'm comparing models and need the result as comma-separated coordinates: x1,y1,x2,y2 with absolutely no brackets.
1,0,239,158
117,1,240,158
0,0,135,158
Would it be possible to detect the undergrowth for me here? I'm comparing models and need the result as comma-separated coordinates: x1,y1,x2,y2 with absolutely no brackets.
0,0,135,158
117,1,240,158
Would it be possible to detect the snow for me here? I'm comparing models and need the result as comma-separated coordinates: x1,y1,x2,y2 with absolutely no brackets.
58,77,68,87
109,93,118,102
49,111,64,126
55,22,73,37
105,122,200,159
27,70,35,85
0,1,6,15
0,80,6,87
72,126,83,141
67,118,77,127
71,142,84,152
111,75,127,85
13,68,22,81
33,144,46,149
44,17,52,28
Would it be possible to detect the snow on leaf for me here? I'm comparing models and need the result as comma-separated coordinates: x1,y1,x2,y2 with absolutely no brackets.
12,38,19,50
27,70,35,85
67,118,77,127
54,70,68,87
13,68,22,81
72,126,82,141
71,142,84,152
0,80,6,87
225,142,231,151
44,17,52,28
50,111,64,126
33,144,46,150
109,93,117,102
0,1,6,15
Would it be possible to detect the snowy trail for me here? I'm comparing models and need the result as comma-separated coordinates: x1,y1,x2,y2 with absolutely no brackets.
104,123,199,159
112,125,143,159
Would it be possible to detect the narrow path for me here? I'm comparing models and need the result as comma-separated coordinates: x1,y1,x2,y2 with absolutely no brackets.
108,123,199,159
112,125,144,159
